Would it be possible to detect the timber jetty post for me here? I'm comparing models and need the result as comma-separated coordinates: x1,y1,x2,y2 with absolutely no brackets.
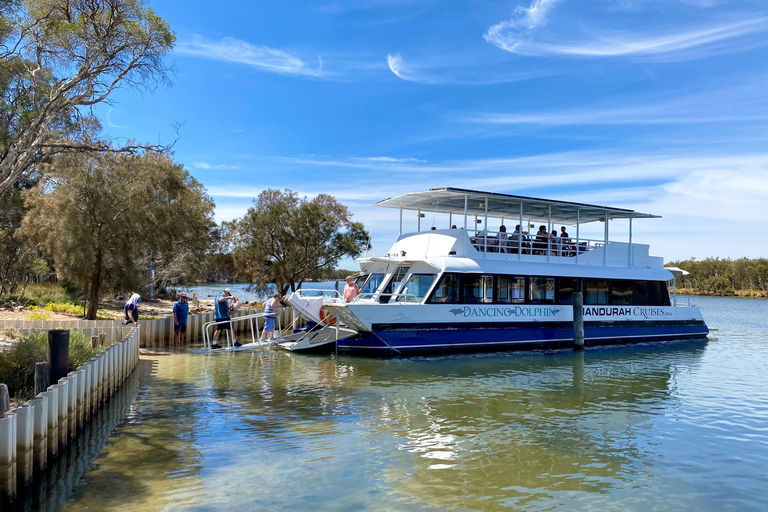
573,292,584,350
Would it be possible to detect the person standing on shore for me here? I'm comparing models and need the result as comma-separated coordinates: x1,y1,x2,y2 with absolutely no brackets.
260,292,281,342
342,276,360,302
212,288,239,349
124,294,141,326
173,292,189,347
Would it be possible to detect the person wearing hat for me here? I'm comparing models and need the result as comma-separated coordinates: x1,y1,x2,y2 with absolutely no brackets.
212,288,239,349
173,292,190,346
260,291,282,342
124,293,141,326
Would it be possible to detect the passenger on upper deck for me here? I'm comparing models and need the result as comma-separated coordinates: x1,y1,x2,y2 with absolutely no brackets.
534,225,549,255
510,225,530,254
496,225,509,253
451,225,457,229
550,230,560,256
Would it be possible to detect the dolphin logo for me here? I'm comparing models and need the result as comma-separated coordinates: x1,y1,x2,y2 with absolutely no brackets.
449,308,465,316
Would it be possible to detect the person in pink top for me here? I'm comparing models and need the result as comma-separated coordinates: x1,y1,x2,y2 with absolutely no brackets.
342,276,360,302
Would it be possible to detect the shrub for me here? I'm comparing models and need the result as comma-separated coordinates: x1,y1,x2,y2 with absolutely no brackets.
27,310,51,321
43,302,83,315
0,330,102,401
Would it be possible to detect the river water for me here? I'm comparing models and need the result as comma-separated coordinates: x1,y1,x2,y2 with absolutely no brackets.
26,296,768,511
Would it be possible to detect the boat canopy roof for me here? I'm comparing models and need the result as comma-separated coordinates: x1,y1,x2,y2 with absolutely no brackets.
374,187,660,224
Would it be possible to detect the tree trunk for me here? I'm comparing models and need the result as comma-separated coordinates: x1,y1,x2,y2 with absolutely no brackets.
85,250,102,320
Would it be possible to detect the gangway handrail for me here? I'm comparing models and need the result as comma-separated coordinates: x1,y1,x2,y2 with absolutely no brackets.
293,288,343,298
201,312,283,350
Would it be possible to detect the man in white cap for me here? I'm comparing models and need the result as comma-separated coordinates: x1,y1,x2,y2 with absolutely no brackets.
173,292,189,346
212,288,239,349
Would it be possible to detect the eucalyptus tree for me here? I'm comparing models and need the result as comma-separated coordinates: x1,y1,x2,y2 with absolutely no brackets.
233,189,369,296
21,144,215,319
0,0,175,197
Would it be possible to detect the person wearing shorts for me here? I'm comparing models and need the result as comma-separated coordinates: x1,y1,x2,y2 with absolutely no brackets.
211,288,239,349
173,292,189,346
260,292,281,341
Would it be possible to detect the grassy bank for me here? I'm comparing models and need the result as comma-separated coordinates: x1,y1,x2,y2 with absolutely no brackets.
677,287,768,298
0,329,101,401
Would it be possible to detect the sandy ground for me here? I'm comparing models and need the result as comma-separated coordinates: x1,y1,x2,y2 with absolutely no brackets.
0,297,266,322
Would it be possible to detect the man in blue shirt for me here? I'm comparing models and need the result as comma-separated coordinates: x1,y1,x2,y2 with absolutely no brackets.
211,288,240,349
173,292,190,346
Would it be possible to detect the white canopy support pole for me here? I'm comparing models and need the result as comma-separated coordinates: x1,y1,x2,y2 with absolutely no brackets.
603,210,609,266
518,202,523,261
576,208,580,265
483,199,488,257
399,208,403,236
449,212,452,228
463,194,468,254
417,209,421,232
547,205,551,263
628,215,633,266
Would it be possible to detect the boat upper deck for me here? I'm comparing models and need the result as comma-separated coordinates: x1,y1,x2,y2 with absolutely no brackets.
374,188,663,270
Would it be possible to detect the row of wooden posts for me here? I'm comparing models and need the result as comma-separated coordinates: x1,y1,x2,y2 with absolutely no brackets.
0,307,295,348
0,328,140,505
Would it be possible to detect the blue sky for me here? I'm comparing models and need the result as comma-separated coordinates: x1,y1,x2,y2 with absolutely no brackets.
96,0,768,264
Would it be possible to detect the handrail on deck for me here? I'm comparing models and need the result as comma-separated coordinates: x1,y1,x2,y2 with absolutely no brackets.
201,312,283,350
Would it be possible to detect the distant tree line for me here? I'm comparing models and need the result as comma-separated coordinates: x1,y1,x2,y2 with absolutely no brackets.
669,258,768,297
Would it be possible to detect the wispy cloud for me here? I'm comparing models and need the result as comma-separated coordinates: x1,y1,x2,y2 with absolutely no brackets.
386,53,557,85
351,156,427,163
106,108,127,129
193,162,241,170
484,0,768,60
176,36,322,77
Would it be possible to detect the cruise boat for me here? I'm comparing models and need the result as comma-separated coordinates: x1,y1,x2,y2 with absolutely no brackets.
322,188,708,356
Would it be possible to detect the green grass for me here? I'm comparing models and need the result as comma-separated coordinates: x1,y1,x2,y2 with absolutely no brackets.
0,330,102,401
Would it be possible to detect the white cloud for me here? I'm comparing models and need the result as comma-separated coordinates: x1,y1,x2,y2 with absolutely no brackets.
352,156,427,163
176,36,322,77
193,162,241,170
106,108,127,129
484,1,768,61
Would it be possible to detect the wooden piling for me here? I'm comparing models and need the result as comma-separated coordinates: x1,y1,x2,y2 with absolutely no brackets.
573,292,585,350
34,362,48,396
0,384,9,416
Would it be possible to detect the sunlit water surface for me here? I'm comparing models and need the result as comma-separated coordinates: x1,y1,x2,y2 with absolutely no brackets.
50,296,768,511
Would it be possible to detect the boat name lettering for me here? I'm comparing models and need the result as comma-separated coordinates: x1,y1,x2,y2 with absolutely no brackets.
582,307,668,317
451,306,563,317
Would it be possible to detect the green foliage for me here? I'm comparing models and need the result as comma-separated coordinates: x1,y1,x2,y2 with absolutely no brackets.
232,190,369,296
0,0,176,196
669,258,768,296
27,310,50,320
21,148,215,318
0,329,100,400
43,301,82,315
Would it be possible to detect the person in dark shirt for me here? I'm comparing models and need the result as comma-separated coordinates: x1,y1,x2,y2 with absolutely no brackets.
124,293,141,326
173,292,190,346
211,288,238,349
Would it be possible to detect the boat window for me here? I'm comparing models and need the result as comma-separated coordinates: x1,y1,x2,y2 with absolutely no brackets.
585,279,610,305
611,280,633,305
397,274,437,303
463,275,493,304
359,274,384,295
496,276,525,304
380,267,410,303
558,278,581,305
634,281,670,306
529,277,555,304
429,273,460,304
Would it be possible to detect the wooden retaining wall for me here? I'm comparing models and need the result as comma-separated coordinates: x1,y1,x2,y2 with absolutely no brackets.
0,307,295,348
0,328,140,505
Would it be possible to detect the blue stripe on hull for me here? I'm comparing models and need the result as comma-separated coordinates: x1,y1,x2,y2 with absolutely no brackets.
336,322,709,356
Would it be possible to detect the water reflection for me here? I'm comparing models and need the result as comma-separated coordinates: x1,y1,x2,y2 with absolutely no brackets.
50,338,734,512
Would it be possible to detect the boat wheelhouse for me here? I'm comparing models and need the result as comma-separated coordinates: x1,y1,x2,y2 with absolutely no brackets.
323,188,708,356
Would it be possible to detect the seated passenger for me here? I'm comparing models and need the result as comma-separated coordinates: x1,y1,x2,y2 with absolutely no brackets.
550,230,560,256
496,225,509,253
534,225,549,254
